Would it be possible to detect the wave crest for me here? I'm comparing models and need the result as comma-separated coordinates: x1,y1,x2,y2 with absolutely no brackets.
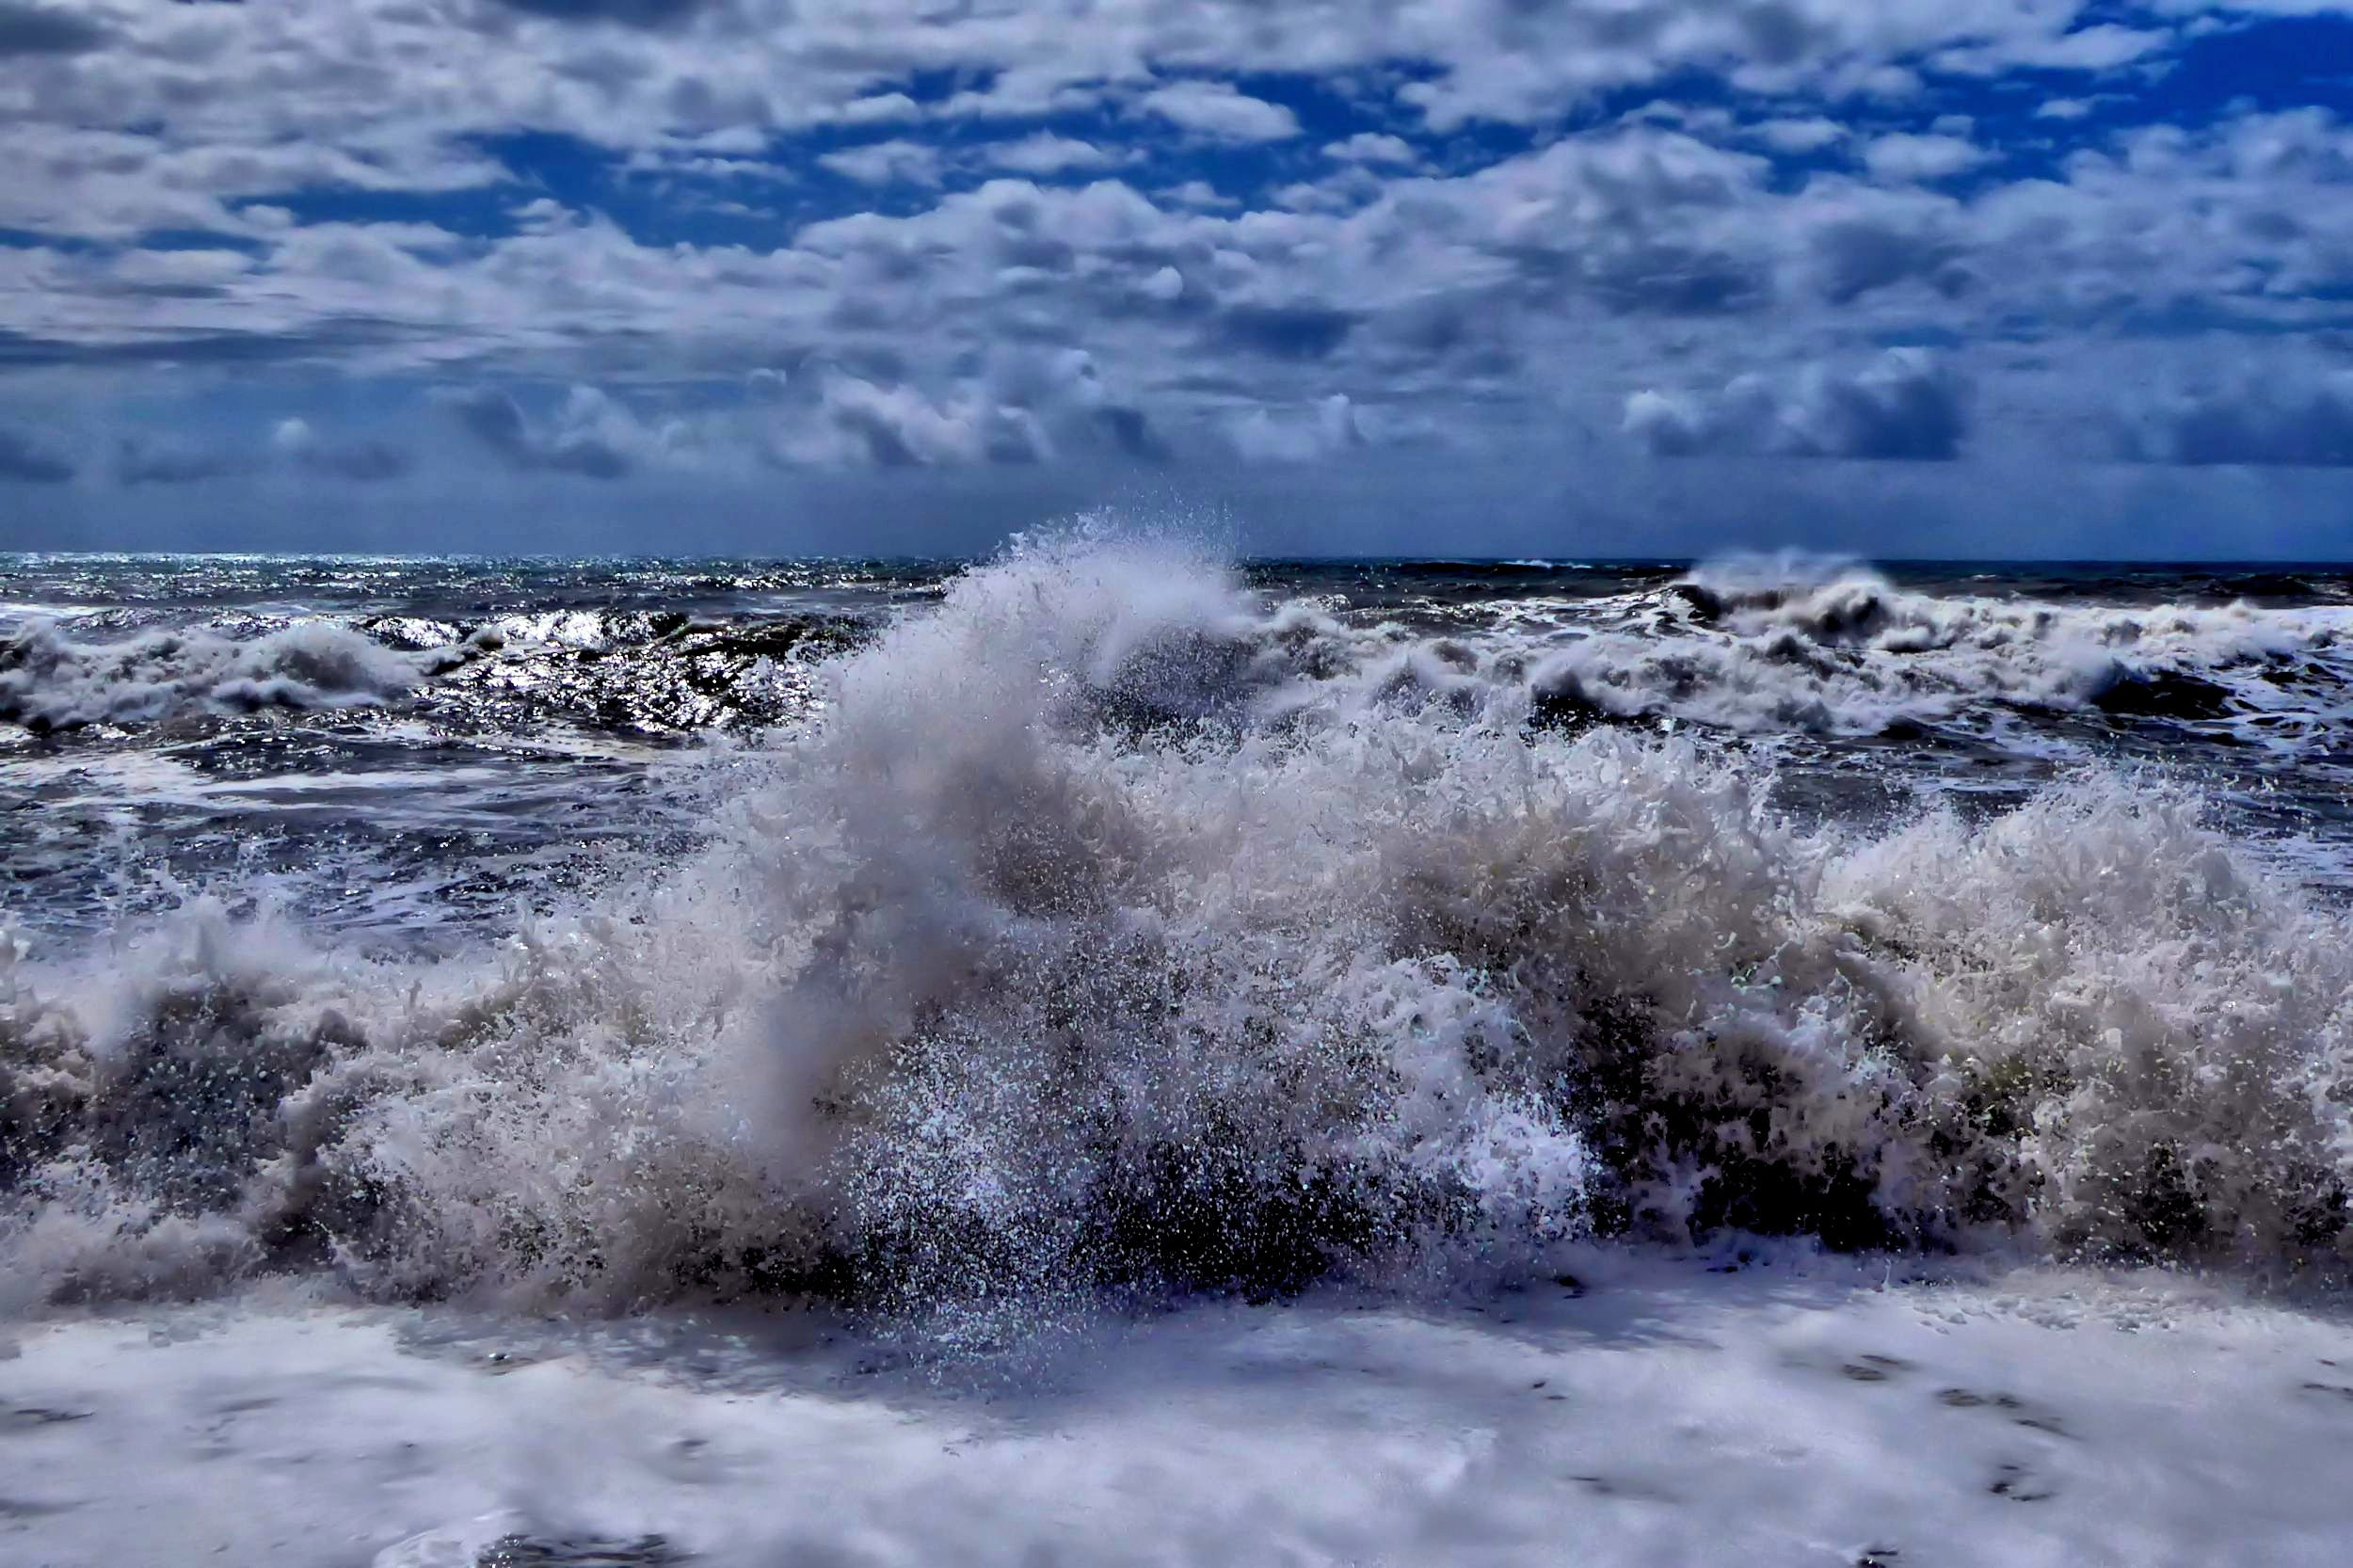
0,618,449,730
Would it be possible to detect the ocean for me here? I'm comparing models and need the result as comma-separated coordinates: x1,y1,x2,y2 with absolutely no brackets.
7,533,2353,1565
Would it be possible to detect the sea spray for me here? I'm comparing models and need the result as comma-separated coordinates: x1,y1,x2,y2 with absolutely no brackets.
4,534,2350,1326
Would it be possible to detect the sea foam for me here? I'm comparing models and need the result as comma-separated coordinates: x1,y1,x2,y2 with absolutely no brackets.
0,617,455,730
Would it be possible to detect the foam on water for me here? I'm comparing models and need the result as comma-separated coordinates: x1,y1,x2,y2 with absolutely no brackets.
1526,554,2353,744
3,532,2350,1329
0,617,464,730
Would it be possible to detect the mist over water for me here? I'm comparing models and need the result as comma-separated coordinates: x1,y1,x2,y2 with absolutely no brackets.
5,531,2353,1331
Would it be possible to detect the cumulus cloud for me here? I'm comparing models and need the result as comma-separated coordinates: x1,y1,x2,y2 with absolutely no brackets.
797,375,1042,468
1139,80,1301,142
448,389,640,478
4,0,2353,535
1862,133,1994,182
270,418,413,482
1751,117,1847,153
2119,373,2353,467
1625,349,1967,461
982,134,1116,176
818,139,944,186
1324,133,1420,167
1228,394,1370,463
0,424,74,483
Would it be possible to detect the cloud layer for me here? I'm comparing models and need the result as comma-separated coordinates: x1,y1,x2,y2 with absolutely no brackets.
0,0,2348,551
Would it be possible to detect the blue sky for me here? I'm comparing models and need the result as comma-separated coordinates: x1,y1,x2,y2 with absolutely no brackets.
1,0,2351,556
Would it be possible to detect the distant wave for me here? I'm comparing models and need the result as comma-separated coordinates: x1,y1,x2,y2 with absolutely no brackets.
6,533,2349,1324
0,609,868,737
1520,556,2353,742
0,619,457,730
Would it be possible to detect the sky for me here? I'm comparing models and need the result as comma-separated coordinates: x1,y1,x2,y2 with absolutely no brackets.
0,1,2351,557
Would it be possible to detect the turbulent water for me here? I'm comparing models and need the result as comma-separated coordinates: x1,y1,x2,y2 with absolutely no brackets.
7,533,2353,1326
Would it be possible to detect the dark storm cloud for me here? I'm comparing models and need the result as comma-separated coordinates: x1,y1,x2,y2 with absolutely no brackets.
1586,243,1769,315
1625,349,1967,461
487,0,712,27
1214,305,1359,361
115,438,248,486
0,2,111,56
0,424,74,482
2121,374,2353,467
1811,218,1972,306
294,439,415,481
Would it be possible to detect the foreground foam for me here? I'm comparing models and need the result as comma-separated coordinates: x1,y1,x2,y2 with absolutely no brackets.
3,535,2349,1323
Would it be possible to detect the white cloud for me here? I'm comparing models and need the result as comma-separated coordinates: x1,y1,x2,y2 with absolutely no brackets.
1228,393,1370,463
1863,133,1995,182
982,133,1116,176
3,1,2352,531
1323,133,1420,167
818,139,943,186
1139,80,1301,142
791,374,1043,467
445,386,692,479
1159,180,1237,209
1751,118,1848,153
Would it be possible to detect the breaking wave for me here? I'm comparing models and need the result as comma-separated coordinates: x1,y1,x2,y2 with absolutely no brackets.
0,608,869,738
0,618,457,731
1530,555,2353,742
4,533,2350,1324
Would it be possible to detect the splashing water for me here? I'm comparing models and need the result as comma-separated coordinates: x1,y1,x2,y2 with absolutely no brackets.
5,531,2350,1331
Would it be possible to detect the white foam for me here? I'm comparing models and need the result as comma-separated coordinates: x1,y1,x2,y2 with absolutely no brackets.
0,617,457,729
4,1258,2350,1566
1521,557,2353,743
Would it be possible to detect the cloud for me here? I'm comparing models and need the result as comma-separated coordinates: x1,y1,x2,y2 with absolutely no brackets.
2120,372,2353,467
1324,134,1420,168
115,438,248,487
0,2,108,57
0,424,73,483
1751,117,1847,153
1228,394,1369,463
487,0,712,27
1625,349,1967,461
985,346,1164,460
818,139,944,186
1862,133,1994,182
1809,213,1971,305
803,374,1041,467
982,134,1116,176
447,388,636,478
1215,305,1359,360
271,418,413,482
1140,80,1301,142
1,4,2351,546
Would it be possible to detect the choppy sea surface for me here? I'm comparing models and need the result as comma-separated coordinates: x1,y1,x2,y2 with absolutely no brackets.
8,548,2353,950
10,536,2353,1563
